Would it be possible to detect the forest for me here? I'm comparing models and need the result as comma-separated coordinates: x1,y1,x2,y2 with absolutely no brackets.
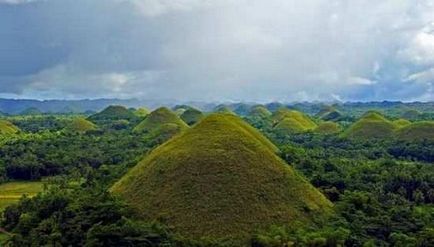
0,102,433,247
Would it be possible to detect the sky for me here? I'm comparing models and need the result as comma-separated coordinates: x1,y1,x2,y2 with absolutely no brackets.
0,0,434,102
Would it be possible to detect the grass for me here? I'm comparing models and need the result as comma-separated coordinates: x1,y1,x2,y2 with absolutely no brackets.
134,107,189,133
134,107,150,118
89,105,136,121
0,181,44,211
0,120,20,135
180,108,204,126
342,112,397,140
393,119,411,128
64,117,97,133
249,105,272,118
315,121,341,134
272,109,317,129
397,121,434,141
112,113,332,242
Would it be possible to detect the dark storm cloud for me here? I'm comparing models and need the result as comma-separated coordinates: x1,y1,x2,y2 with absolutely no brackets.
0,0,433,101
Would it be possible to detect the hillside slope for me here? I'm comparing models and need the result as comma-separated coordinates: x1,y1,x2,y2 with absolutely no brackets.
112,114,332,242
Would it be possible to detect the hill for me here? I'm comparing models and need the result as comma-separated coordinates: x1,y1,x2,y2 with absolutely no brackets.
342,112,397,140
248,105,272,118
393,119,411,128
180,108,204,126
133,107,188,133
315,106,343,121
64,118,97,133
133,107,150,118
88,105,136,122
272,109,316,127
0,120,20,135
111,114,332,242
315,122,341,134
214,105,236,115
397,121,434,141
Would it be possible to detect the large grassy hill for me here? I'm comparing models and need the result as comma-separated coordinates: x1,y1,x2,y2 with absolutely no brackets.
397,121,434,141
112,114,332,242
0,120,20,135
342,112,397,140
133,107,188,133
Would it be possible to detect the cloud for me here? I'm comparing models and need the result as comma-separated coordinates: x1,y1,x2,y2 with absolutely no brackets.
0,0,433,101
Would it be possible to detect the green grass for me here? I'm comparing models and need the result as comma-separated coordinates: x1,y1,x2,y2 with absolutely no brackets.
342,112,397,140
393,119,411,128
315,121,341,134
64,117,97,133
133,107,189,133
0,232,9,245
214,106,236,115
88,105,136,121
249,105,272,118
397,121,434,141
0,181,44,211
180,108,204,126
0,120,20,135
272,109,317,129
134,107,150,118
112,113,332,242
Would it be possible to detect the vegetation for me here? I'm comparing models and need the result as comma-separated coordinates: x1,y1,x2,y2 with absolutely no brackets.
133,107,150,118
0,120,20,135
0,102,433,246
63,117,97,133
0,181,44,211
133,107,188,133
342,111,397,140
180,108,204,125
315,121,341,134
397,121,434,141
248,105,272,118
88,105,137,123
112,114,332,242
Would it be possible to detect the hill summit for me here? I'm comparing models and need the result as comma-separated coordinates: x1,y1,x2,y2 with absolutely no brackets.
88,105,136,122
64,118,97,133
272,109,317,134
112,114,332,242
249,105,272,118
0,120,20,135
397,121,434,141
342,111,397,140
180,108,204,125
133,107,188,133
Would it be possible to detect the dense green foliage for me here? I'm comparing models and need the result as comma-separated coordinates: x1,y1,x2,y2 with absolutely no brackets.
180,108,204,125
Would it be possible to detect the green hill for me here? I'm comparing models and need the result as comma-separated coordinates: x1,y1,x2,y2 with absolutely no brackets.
393,119,411,128
342,112,397,140
111,114,332,242
272,109,316,127
214,105,236,115
272,109,317,135
88,105,136,121
180,108,204,126
397,121,434,141
249,105,272,118
133,107,150,118
316,106,343,121
0,120,20,135
64,118,97,133
133,107,188,133
315,122,341,134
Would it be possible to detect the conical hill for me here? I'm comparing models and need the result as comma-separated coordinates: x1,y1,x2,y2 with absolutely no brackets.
133,107,188,133
111,114,332,242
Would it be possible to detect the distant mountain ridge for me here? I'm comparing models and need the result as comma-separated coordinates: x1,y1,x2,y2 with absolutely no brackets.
0,98,433,116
